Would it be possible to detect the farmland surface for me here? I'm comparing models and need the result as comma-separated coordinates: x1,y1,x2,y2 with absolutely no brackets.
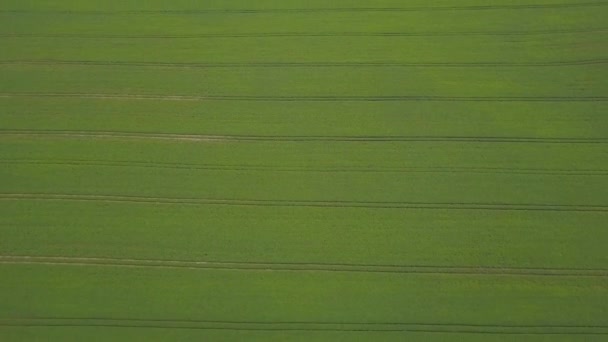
1,0,607,341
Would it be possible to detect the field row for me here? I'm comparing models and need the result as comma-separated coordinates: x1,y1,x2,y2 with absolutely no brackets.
1,264,607,326
1,162,607,204
2,99,607,138
2,327,606,342
1,200,606,268
3,131,607,142
4,255,608,276
1,0,606,11
0,64,605,97
2,194,607,212
1,7,605,36
2,34,606,63
3,317,608,335
3,159,607,175
2,137,606,169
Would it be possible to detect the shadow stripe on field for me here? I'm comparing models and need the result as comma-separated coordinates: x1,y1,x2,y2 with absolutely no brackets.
1,256,607,277
1,194,607,212
1,130,607,144
1,318,608,334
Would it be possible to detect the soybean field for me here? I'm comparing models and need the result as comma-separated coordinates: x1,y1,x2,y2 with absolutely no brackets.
1,0,607,341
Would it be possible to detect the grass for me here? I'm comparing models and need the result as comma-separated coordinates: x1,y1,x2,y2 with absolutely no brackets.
1,0,607,340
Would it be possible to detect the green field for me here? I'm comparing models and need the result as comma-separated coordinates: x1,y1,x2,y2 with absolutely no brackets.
1,0,607,341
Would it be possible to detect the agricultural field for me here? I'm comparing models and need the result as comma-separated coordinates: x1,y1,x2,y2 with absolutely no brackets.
1,0,607,341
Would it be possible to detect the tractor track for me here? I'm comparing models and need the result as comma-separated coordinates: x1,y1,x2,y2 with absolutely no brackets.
2,2,608,14
1,193,607,212
2,255,608,277
1,59,607,68
1,317,607,334
2,27,607,39
1,130,607,144
1,93,607,102
3,159,607,176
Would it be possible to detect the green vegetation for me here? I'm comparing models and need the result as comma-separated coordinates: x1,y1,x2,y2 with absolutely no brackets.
1,0,607,340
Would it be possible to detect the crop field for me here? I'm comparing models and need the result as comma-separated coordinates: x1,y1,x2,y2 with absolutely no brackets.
1,0,607,341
